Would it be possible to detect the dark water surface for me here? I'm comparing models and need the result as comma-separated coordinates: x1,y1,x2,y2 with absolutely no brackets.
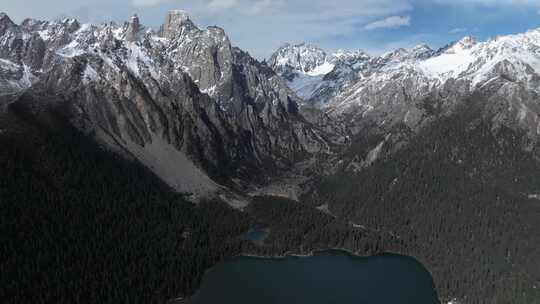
241,228,268,242
189,250,440,304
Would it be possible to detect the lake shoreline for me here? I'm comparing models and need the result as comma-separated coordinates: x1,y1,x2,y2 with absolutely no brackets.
239,247,399,260
238,249,450,304
176,247,444,304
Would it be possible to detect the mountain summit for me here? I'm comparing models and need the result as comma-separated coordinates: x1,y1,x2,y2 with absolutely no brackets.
268,43,371,103
0,11,332,199
159,10,196,38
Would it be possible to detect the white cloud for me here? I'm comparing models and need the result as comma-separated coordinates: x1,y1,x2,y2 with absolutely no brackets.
132,0,170,7
364,15,411,30
449,27,467,34
242,0,273,16
189,0,413,57
208,0,240,10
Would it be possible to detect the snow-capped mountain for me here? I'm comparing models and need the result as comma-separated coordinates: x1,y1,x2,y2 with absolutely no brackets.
270,30,540,149
268,43,334,100
0,11,333,199
4,8,540,197
268,43,371,104
269,43,330,76
328,32,540,145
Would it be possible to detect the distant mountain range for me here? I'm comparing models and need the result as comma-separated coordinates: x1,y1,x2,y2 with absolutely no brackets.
270,34,540,143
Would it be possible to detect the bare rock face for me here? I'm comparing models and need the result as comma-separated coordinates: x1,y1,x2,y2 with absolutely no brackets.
0,15,83,93
0,12,15,36
124,15,142,42
159,10,196,39
154,12,330,163
0,11,332,197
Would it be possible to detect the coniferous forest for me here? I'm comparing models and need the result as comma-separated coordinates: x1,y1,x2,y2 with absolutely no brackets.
0,105,251,303
302,97,540,303
2,94,540,304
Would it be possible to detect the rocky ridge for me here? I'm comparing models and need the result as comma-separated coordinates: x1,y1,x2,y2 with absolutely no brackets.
271,33,540,158
0,11,333,200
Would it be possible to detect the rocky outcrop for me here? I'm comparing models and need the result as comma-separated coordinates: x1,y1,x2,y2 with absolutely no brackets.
0,11,332,198
0,12,16,36
124,15,142,42
158,10,196,39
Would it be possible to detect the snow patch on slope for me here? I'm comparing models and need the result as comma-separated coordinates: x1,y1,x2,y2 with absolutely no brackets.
364,139,385,166
0,58,20,72
419,32,540,87
289,74,326,99
82,65,98,84
418,50,474,80
125,43,159,79
57,40,86,58
528,194,540,200
306,61,335,76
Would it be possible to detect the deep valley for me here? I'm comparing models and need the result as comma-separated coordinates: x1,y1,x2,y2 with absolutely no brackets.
1,8,540,304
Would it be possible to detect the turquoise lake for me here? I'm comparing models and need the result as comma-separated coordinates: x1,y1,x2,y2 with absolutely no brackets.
188,250,440,304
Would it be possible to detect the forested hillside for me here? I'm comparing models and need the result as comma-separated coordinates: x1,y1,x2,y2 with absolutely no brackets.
303,95,540,303
0,98,411,304
0,102,252,303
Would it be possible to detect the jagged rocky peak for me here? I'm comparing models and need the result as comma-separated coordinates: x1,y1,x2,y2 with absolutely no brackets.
333,49,371,63
0,12,12,23
59,18,81,33
413,43,432,51
20,18,48,31
159,10,196,38
0,12,16,34
270,43,374,76
411,43,434,59
382,48,410,61
269,43,376,104
206,25,227,37
456,36,477,47
269,42,329,74
125,14,142,42
0,9,333,197
441,36,477,54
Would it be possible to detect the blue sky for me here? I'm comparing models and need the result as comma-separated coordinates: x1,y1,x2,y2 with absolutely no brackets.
3,0,540,58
